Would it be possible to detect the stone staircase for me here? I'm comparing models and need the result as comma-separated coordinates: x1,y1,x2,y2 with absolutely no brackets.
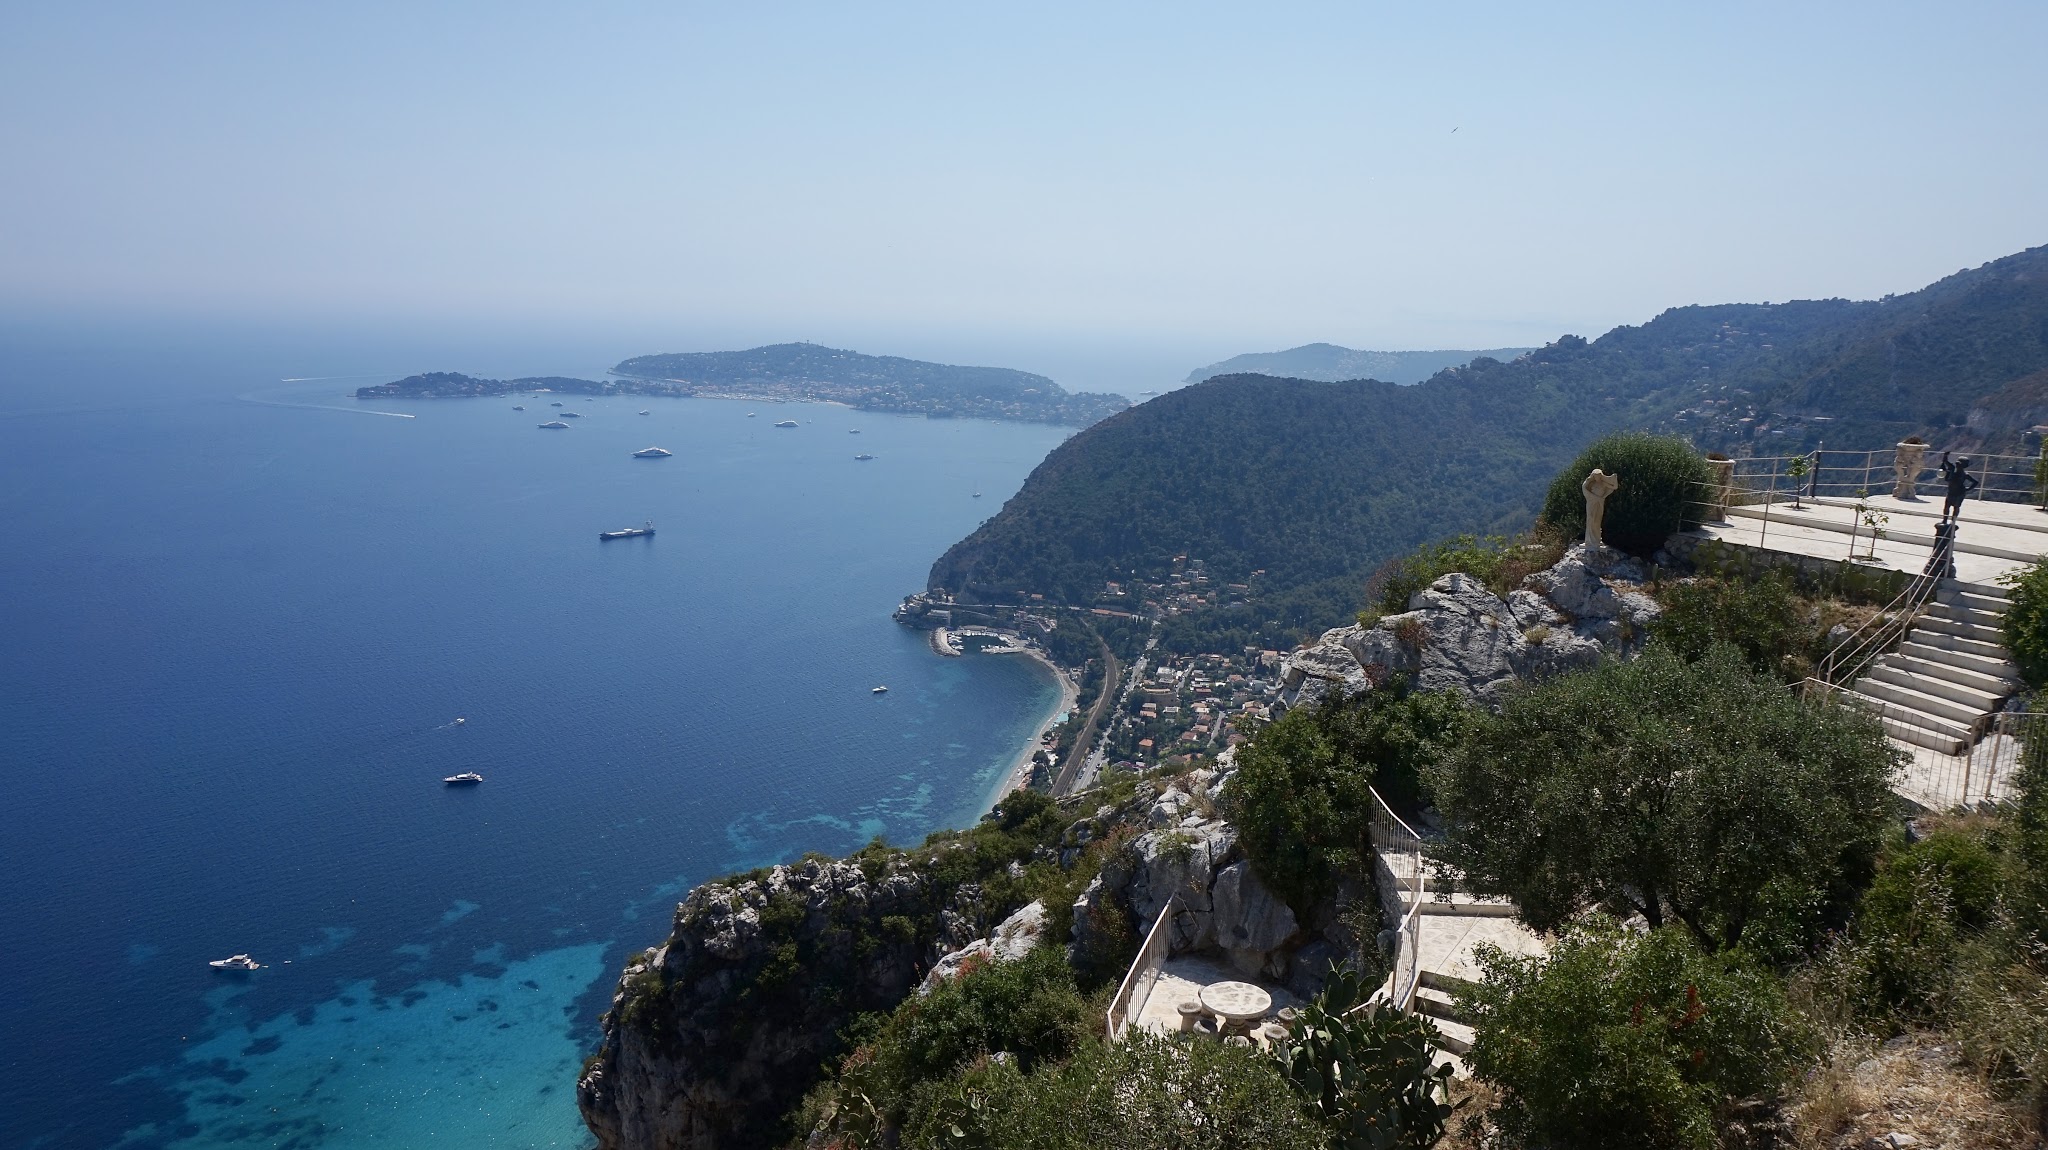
1411,971,1478,1076
1847,578,2021,755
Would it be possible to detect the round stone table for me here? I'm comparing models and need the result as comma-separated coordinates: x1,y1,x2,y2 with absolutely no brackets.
1199,981,1273,1030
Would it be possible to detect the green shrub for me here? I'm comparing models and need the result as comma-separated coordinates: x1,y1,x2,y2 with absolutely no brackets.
2000,562,2048,687
1269,964,1455,1149
1430,643,1898,951
898,1032,1329,1150
1223,679,1469,909
1651,571,1811,679
1540,432,1714,557
1459,919,1808,1150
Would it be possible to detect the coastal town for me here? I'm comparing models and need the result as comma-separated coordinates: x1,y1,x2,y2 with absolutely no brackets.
896,552,1287,796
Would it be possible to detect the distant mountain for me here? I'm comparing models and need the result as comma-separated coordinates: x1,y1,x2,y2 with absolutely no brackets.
612,342,1129,427
928,243,2048,650
1184,344,1537,386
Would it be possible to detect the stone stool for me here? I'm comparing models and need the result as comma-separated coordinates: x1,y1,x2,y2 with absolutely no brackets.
1175,1000,1206,1034
1224,1034,1253,1048
1256,1021,1290,1049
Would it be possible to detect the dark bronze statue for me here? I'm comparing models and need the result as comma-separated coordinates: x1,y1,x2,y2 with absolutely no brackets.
1938,452,1979,522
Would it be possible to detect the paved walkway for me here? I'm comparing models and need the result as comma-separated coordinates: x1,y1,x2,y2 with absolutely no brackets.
1128,953,1298,1037
1697,493,2047,585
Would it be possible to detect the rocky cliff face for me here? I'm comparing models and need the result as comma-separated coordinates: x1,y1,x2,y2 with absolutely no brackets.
1277,543,1661,709
578,855,942,1150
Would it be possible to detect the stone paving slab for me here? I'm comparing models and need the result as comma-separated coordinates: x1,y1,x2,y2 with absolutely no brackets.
1129,953,1297,1037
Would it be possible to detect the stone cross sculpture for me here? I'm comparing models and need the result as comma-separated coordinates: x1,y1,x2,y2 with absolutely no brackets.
1582,468,1620,549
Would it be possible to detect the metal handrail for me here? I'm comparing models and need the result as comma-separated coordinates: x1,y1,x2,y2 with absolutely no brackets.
1815,572,1939,686
1105,896,1179,1041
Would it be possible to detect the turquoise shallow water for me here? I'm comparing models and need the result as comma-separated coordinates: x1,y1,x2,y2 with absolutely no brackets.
0,342,1070,1149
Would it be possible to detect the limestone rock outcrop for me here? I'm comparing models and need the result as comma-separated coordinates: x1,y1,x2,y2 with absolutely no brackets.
920,899,1049,992
1279,544,1660,707
579,856,938,1150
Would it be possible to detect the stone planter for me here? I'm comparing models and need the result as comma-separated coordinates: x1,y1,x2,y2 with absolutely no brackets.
1894,440,1927,499
1704,454,1735,521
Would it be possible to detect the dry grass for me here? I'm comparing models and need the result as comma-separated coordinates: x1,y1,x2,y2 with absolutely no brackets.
1786,1032,2042,1150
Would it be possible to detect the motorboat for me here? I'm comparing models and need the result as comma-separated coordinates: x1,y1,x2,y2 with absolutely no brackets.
561,411,582,418
513,405,525,411
854,454,874,461
210,954,263,972
775,420,799,428
632,447,673,458
600,521,655,540
444,772,484,786
638,409,650,415
872,685,889,694
539,420,570,429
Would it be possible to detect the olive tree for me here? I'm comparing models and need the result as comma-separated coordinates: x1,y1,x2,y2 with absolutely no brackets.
1429,644,1899,951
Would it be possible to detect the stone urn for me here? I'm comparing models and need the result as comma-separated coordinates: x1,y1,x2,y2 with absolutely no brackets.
1704,453,1735,521
1894,438,1928,500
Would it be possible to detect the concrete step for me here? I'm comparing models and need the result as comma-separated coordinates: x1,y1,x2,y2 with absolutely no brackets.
1879,654,2018,702
1412,985,1471,1026
1934,589,2011,615
1852,676,1989,728
1422,1013,1474,1056
1917,614,2009,644
1844,687,1975,737
1418,970,1481,996
1403,894,1520,918
1925,601,2005,628
1808,494,2048,537
1939,577,2013,601
1908,626,2023,662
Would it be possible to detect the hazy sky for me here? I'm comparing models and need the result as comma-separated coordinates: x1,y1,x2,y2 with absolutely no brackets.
2,2,2043,387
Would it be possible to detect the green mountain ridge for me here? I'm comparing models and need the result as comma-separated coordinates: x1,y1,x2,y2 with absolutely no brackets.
1185,343,1537,386
927,243,2048,649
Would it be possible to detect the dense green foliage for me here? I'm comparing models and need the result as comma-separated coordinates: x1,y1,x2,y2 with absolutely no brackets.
612,342,1129,426
1431,644,1898,951
1223,680,1468,909
1539,432,1715,557
1651,571,1821,680
927,245,2048,647
1269,965,1455,1149
1460,920,1808,1150
2000,561,2048,687
892,1033,1328,1150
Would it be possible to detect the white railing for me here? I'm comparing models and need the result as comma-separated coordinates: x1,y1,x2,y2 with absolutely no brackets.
1718,449,2044,508
1815,573,1940,686
1804,680,2034,809
1367,787,1425,1014
1105,896,1178,1041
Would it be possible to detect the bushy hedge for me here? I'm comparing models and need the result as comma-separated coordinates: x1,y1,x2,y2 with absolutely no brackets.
1651,571,1811,679
1540,432,1714,558
2000,561,2048,687
899,1032,1329,1150
1460,920,1809,1150
1222,680,1469,910
1430,644,1897,951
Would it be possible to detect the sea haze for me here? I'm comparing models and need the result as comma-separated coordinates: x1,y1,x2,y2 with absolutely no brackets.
0,340,1070,1149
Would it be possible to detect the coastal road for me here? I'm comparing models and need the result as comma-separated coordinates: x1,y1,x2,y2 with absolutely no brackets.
1052,633,1120,797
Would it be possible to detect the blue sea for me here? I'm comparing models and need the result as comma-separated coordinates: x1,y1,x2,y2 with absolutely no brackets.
0,330,1073,1148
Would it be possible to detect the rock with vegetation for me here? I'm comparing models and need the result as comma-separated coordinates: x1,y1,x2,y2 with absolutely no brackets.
1280,544,1656,706
578,789,1120,1150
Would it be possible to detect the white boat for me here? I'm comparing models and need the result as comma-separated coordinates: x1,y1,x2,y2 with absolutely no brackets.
512,405,525,411
849,428,860,434
631,447,673,458
210,954,262,972
871,685,889,694
775,420,799,428
444,772,484,786
638,409,650,415
746,412,756,417
539,421,570,429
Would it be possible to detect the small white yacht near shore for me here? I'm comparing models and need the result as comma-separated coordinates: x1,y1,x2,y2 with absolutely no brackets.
444,772,484,786
631,446,673,458
210,954,262,972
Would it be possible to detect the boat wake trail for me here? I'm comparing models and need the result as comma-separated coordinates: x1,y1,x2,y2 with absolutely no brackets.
239,393,415,419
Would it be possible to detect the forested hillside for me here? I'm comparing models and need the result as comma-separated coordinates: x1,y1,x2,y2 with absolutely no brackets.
927,243,2048,647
